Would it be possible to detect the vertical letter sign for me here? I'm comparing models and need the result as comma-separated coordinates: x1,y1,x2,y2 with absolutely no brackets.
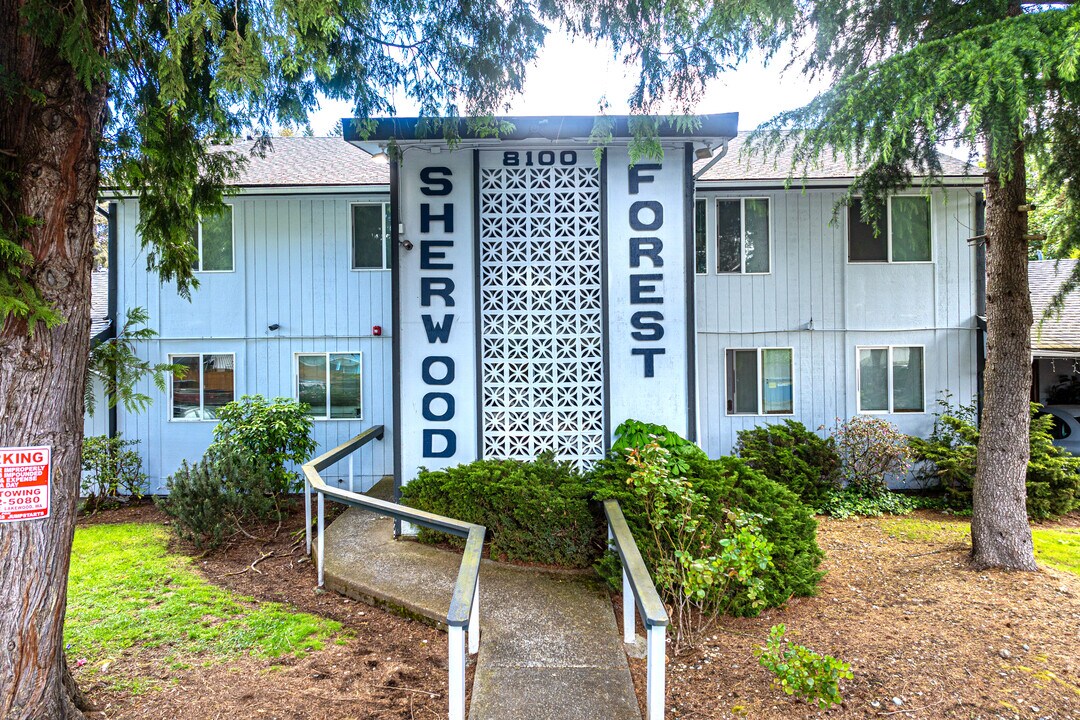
0,446,51,522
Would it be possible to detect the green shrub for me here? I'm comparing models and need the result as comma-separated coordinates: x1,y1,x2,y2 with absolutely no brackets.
158,447,279,551
591,426,824,617
735,421,841,508
756,624,852,709
399,453,601,567
210,395,317,495
617,441,773,651
81,434,148,512
612,418,707,476
817,487,917,519
909,401,1080,520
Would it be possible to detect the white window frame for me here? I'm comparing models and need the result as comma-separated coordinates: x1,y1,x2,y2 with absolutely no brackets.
169,352,236,422
725,346,795,416
350,201,391,271
295,351,364,421
194,205,235,273
847,195,933,265
715,197,772,275
855,344,927,414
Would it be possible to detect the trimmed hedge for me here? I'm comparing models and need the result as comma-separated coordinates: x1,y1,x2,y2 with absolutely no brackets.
735,420,841,509
399,454,601,568
590,451,825,616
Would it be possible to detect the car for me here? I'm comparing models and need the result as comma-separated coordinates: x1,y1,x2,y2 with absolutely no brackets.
1038,405,1080,455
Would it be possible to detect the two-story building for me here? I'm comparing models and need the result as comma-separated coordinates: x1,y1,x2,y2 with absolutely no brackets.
97,117,983,493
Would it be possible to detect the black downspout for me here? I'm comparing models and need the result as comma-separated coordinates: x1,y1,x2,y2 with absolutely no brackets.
975,191,986,421
107,201,118,439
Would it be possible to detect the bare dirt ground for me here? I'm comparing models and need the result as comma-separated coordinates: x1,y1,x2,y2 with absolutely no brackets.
626,511,1080,720
75,500,456,720
76,504,1079,720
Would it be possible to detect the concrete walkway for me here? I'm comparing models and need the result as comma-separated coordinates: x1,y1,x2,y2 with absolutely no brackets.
323,492,641,720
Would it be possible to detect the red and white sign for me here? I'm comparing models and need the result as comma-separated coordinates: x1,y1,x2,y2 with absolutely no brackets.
0,446,51,522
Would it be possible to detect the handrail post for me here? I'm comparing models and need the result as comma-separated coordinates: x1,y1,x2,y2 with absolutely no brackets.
468,576,480,655
317,491,325,587
304,478,312,555
448,625,466,720
622,565,635,645
646,623,666,720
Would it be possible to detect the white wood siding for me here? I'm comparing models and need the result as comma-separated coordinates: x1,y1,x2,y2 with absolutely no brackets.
694,187,981,459
114,192,394,493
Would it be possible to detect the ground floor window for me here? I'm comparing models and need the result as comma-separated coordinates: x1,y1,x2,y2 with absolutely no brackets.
297,352,363,419
170,353,235,421
726,347,793,415
857,345,925,413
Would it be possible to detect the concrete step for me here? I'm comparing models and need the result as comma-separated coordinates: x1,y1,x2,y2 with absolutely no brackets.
322,505,642,720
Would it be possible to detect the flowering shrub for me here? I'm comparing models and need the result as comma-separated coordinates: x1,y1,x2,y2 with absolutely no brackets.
831,416,913,495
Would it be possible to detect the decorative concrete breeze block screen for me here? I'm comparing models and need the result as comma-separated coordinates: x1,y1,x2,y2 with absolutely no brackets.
478,160,605,466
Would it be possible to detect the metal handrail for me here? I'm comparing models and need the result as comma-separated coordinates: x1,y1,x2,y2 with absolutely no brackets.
603,498,668,720
302,426,485,720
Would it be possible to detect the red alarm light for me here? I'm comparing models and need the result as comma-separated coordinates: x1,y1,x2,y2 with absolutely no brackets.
372,325,382,336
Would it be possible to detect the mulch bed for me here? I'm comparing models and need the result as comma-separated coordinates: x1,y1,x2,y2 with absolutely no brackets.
76,499,455,720
75,503,1080,720
625,510,1080,719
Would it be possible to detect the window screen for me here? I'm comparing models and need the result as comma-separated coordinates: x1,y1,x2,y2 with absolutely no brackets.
352,204,388,269
761,348,793,414
848,199,887,262
858,348,890,411
891,346,924,412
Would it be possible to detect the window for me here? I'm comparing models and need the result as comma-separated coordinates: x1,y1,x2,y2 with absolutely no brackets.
857,346,925,413
171,353,235,421
717,198,770,274
694,199,707,274
848,197,931,263
297,353,363,419
352,203,391,270
192,206,234,272
726,348,793,415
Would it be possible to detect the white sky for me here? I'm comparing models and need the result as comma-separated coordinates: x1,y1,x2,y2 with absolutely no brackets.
307,33,830,135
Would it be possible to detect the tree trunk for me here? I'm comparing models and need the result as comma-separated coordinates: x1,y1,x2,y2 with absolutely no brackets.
970,138,1038,572
0,1,109,717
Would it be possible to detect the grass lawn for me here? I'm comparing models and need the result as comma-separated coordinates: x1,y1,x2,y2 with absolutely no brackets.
881,514,1080,576
66,523,341,690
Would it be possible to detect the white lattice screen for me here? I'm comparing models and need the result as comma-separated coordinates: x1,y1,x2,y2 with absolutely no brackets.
478,158,605,466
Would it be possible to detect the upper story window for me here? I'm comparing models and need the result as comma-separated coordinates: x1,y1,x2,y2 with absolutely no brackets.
857,345,925,413
694,199,707,274
717,198,770,274
726,347,793,415
171,353,235,421
297,352,363,420
848,197,931,263
352,202,391,270
193,206,234,272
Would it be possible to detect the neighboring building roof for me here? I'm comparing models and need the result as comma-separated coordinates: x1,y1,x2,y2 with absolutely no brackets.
215,137,390,187
694,131,977,183
1030,259,1080,353
90,269,110,338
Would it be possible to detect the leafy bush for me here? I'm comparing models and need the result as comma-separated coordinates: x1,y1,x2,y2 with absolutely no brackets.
909,401,1080,520
591,424,824,618
756,624,852,709
618,441,773,651
399,453,600,567
80,434,148,512
817,487,917,519
735,421,841,508
612,418,707,476
159,447,280,551
832,415,914,495
210,395,317,495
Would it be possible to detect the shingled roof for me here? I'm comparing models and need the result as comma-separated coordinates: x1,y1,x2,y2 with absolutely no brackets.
694,132,976,183
1030,259,1080,353
217,137,390,187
